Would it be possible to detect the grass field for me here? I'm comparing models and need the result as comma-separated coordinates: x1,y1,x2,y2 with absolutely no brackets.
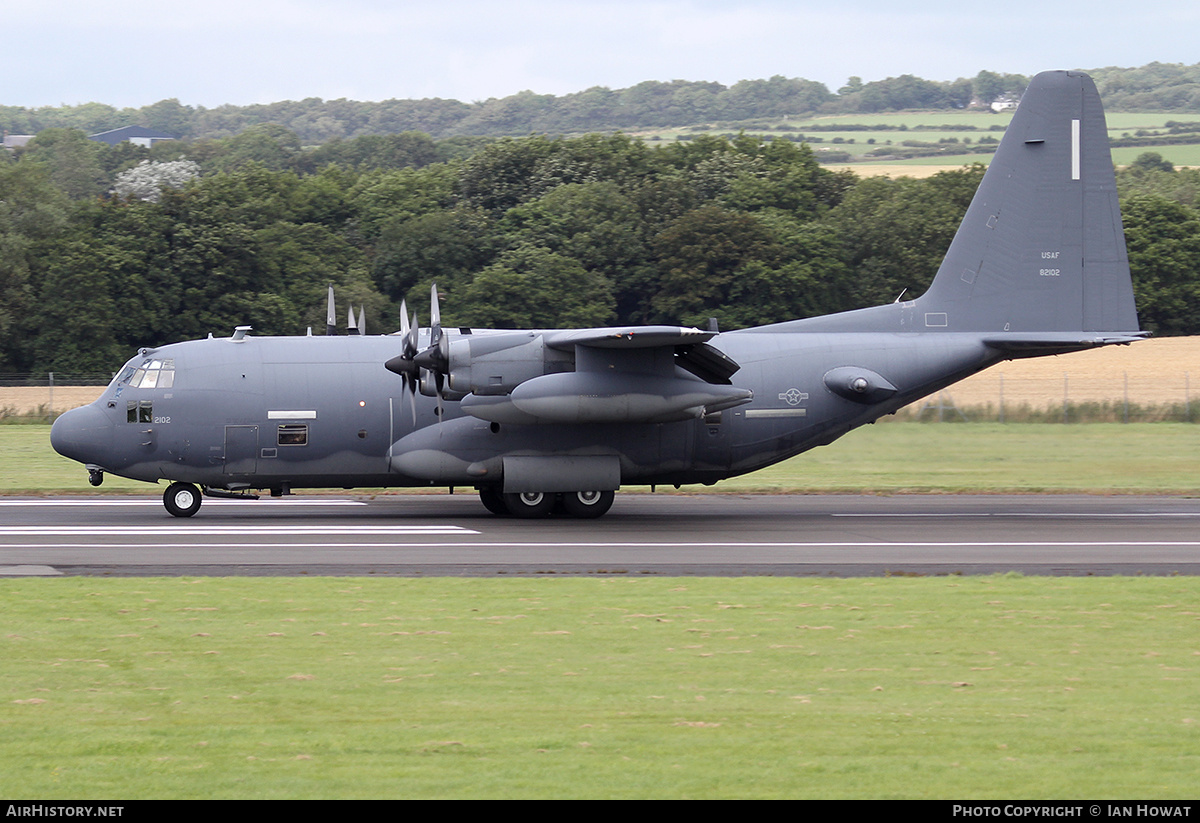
2,575,1198,799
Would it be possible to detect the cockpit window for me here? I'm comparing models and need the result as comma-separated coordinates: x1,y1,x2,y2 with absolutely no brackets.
122,359,175,389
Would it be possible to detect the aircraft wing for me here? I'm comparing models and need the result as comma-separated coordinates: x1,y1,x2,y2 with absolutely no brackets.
544,325,714,350
545,325,741,385
447,323,750,425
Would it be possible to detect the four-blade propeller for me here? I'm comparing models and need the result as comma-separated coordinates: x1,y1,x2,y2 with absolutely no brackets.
384,286,452,423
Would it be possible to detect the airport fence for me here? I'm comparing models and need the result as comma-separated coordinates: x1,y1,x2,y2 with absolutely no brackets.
897,371,1197,423
0,373,113,422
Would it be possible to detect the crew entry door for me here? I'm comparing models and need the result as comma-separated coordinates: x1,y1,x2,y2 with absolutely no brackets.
223,425,258,475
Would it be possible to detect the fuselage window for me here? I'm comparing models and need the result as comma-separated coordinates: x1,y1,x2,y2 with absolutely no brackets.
278,424,308,446
128,400,153,423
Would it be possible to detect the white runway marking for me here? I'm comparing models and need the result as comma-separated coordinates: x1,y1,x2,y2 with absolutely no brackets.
0,500,368,507
0,525,478,536
4,540,1198,549
832,512,1200,518
0,565,61,576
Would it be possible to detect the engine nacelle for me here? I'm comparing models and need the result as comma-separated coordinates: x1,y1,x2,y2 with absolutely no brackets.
446,332,572,396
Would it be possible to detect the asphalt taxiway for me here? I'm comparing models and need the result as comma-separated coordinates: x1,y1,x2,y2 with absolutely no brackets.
1,493,1198,577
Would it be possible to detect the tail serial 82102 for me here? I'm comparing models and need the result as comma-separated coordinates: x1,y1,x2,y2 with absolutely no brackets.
52,71,1146,519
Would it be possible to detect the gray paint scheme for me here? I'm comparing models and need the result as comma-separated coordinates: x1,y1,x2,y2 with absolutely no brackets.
51,71,1146,517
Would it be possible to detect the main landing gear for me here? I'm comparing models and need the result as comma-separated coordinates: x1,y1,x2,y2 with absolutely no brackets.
477,487,615,519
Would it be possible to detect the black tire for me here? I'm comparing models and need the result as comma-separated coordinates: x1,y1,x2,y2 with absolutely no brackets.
502,491,556,518
560,490,615,519
164,482,202,518
478,486,509,516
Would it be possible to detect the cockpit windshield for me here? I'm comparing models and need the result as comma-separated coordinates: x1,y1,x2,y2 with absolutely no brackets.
116,358,176,389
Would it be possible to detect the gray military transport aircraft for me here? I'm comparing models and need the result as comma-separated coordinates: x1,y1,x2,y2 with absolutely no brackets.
51,70,1146,519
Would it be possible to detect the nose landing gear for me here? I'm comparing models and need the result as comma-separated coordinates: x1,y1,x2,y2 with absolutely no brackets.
163,481,202,518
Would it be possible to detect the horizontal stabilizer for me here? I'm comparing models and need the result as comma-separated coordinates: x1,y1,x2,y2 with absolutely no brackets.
983,331,1150,357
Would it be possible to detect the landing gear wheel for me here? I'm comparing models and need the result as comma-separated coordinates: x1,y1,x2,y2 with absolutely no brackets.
478,486,509,516
560,490,615,519
163,482,202,518
502,491,555,518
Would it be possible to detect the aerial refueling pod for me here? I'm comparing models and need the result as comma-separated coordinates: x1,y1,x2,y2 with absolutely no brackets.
459,372,751,424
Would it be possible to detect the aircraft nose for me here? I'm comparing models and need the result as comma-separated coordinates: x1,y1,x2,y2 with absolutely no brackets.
50,404,114,467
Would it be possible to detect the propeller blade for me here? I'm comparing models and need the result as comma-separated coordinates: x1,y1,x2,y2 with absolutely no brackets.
325,285,336,336
414,285,450,374
430,284,441,334
387,299,422,426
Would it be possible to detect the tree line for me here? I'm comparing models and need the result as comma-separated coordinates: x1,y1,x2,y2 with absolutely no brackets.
0,70,1024,143
2,130,1197,377
5,64,1200,146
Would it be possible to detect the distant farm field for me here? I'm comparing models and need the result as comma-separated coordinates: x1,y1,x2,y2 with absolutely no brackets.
931,336,1199,412
660,109,1200,170
0,386,103,418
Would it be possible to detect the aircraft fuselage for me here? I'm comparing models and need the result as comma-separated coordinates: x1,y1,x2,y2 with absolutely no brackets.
52,327,1002,494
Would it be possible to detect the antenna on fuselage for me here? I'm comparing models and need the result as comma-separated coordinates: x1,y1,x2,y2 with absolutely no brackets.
347,305,360,335
326,285,337,336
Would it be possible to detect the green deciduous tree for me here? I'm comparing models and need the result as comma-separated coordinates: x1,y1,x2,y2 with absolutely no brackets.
0,163,70,369
824,165,985,309
451,245,615,328
21,128,109,199
650,204,780,324
1121,194,1200,335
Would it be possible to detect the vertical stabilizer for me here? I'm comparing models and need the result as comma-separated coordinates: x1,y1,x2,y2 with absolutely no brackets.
919,70,1139,334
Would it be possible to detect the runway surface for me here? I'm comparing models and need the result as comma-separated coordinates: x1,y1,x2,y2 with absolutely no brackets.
2,493,1199,577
